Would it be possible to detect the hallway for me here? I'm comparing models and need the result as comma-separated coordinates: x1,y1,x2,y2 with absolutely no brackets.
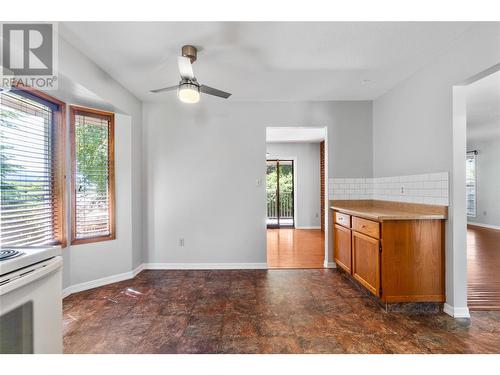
467,225,500,310
267,228,324,269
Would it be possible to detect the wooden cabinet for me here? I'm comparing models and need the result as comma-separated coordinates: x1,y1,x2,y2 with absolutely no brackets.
380,220,445,303
332,208,445,304
352,231,380,297
334,224,352,273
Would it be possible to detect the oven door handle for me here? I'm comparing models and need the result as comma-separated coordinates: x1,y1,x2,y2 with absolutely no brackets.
0,256,62,296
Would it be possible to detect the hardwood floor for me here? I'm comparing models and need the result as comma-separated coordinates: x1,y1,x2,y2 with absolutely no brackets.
468,225,500,310
63,269,500,354
267,228,324,269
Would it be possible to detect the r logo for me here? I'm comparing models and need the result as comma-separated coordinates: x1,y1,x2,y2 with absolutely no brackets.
2,24,53,76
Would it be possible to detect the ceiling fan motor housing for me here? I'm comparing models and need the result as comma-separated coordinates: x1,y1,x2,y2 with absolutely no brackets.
182,45,197,63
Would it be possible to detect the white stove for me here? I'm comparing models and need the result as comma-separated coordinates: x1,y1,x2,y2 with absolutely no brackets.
0,246,63,354
0,246,62,276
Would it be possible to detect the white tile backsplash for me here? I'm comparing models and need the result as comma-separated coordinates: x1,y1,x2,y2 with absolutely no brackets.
329,173,449,206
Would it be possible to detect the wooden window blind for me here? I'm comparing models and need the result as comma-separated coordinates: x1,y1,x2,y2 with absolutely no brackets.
0,88,66,247
70,106,115,245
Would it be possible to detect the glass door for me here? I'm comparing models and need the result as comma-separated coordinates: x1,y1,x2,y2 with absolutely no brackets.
266,160,294,228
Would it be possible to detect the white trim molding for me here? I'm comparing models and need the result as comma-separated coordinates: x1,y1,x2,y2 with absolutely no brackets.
324,261,337,268
295,226,322,230
467,222,500,231
144,263,268,270
443,303,471,319
62,263,145,298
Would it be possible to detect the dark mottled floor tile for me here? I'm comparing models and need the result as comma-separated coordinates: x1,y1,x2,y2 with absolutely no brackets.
175,336,220,354
258,336,302,354
183,315,223,338
63,269,500,354
219,336,261,354
222,313,259,337
258,316,295,337
297,335,344,354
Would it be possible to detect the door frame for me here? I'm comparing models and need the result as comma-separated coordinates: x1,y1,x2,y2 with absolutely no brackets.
266,158,296,228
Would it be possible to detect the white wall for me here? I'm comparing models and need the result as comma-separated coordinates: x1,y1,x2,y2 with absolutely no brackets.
143,100,372,265
373,23,500,177
372,23,500,315
467,136,500,228
53,35,143,288
266,142,321,228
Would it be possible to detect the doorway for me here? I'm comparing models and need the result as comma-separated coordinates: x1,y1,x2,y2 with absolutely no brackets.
266,159,294,228
265,127,328,269
464,68,500,310
451,62,500,317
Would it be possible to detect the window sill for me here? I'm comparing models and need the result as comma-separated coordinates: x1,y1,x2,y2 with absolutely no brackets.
71,234,116,246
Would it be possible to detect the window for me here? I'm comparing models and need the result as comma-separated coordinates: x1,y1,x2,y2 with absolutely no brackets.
466,151,477,217
0,87,66,247
70,106,115,244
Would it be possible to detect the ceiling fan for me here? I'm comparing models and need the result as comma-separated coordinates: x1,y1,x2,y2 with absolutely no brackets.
150,45,231,103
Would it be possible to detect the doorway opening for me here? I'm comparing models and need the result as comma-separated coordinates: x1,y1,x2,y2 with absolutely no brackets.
465,68,500,311
266,159,295,228
265,127,328,269
451,62,500,317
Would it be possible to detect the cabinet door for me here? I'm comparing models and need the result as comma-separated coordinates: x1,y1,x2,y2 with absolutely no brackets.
352,231,380,296
334,224,352,273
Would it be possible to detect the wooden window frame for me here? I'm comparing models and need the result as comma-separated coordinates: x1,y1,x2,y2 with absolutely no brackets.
8,82,67,248
70,105,115,245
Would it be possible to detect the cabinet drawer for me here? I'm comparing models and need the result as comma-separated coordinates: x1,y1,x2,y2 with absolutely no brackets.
334,212,351,228
352,216,380,238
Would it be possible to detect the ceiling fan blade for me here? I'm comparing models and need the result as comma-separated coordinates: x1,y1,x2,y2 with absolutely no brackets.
150,85,178,94
177,56,195,80
200,85,231,99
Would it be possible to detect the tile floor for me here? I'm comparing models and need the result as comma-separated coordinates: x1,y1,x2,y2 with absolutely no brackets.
63,269,500,354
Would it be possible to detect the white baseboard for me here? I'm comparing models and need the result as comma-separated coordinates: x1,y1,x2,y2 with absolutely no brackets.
295,226,322,230
144,263,268,270
443,303,471,319
62,263,145,298
467,222,500,231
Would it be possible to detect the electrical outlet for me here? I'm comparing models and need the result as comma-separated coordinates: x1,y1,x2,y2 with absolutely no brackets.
178,238,185,247
400,186,405,195
256,178,262,187
315,212,319,218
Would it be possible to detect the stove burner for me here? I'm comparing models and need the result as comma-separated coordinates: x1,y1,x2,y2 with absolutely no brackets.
0,249,23,261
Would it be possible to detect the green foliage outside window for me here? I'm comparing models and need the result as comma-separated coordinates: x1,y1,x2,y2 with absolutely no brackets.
75,121,108,196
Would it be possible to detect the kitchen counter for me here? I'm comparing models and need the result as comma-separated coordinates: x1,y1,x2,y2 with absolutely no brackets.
330,200,447,221
331,199,446,303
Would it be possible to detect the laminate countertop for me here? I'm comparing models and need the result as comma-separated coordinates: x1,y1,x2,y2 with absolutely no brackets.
330,200,447,221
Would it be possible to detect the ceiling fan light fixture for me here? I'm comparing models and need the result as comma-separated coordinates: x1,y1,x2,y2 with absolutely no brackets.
178,82,200,104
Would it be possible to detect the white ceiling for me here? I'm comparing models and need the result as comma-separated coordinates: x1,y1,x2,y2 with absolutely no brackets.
266,127,326,143
467,69,500,142
59,22,474,102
